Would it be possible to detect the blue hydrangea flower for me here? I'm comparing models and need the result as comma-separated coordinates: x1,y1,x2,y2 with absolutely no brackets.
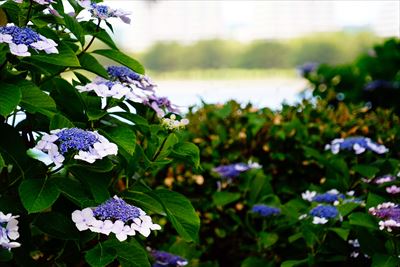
107,66,156,91
297,62,318,77
252,204,280,217
309,205,338,224
78,0,131,24
35,128,118,166
213,162,261,179
369,202,400,232
151,250,188,267
313,192,345,203
72,196,161,241
0,24,58,56
325,137,388,154
0,212,20,250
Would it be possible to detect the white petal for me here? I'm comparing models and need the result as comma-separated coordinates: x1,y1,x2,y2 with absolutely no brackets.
9,43,30,57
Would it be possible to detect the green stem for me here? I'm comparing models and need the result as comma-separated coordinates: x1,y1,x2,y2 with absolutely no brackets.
152,135,169,161
48,165,64,176
80,19,101,54
25,0,34,26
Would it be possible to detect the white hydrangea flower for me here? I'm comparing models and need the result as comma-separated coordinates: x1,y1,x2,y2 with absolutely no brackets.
301,190,316,202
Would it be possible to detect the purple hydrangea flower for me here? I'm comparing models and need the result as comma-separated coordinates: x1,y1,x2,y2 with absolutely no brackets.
151,250,188,267
76,77,131,100
0,212,20,250
72,196,161,241
213,161,261,179
325,137,388,154
107,66,156,91
363,174,397,185
369,202,400,232
252,204,280,217
0,24,58,56
13,0,54,4
93,197,141,223
141,94,180,118
35,128,118,166
78,0,131,24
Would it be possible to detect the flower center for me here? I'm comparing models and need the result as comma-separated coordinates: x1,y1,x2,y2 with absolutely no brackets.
93,197,141,223
56,128,98,154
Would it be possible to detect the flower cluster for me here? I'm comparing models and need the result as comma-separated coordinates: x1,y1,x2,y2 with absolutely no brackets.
0,24,58,57
13,0,54,5
76,77,132,100
213,161,261,179
78,0,131,24
150,250,188,267
312,189,345,204
35,128,118,166
161,114,189,130
348,239,369,258
72,196,161,241
107,66,156,91
302,189,362,206
325,137,388,154
369,202,400,232
362,174,400,195
252,204,280,217
142,94,180,118
309,205,339,224
0,212,20,250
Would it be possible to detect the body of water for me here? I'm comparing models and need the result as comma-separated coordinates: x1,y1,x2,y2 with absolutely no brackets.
155,78,309,110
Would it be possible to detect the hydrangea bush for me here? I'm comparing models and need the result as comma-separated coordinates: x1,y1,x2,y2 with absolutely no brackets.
0,0,199,265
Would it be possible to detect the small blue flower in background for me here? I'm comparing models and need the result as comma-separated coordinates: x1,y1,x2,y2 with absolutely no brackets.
107,65,156,91
34,128,118,166
0,23,58,57
325,136,388,154
313,190,345,203
150,250,188,267
364,80,399,92
0,212,20,250
213,161,261,179
309,205,338,224
297,62,319,77
78,0,131,24
72,196,161,241
369,202,400,232
252,204,280,217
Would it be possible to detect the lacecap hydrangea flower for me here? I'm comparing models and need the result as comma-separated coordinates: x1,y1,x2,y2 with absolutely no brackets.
0,23,58,57
369,202,400,232
13,0,54,5
362,174,397,185
213,161,261,179
107,66,156,91
141,94,180,118
34,128,118,166
0,212,20,250
76,77,132,100
150,250,188,267
309,205,339,224
325,137,388,155
161,114,189,130
312,189,345,204
252,204,280,217
78,0,131,24
72,196,161,241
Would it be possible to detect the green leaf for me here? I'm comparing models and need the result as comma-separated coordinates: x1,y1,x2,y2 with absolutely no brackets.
78,53,108,78
371,254,400,267
212,191,241,206
337,202,359,217
0,249,12,262
100,127,136,158
170,142,200,169
366,192,387,209
50,113,74,130
348,212,377,229
19,80,56,117
33,212,79,240
259,232,279,248
92,49,145,74
0,153,5,171
123,190,165,215
30,43,80,67
248,173,272,204
55,177,93,207
352,164,380,178
81,21,118,50
85,242,117,267
154,189,200,242
64,14,85,45
19,178,60,213
0,82,21,117
281,259,308,267
103,239,150,267
242,257,272,267
329,228,349,241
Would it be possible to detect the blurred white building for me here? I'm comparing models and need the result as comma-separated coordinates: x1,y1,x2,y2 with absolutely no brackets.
109,0,400,52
